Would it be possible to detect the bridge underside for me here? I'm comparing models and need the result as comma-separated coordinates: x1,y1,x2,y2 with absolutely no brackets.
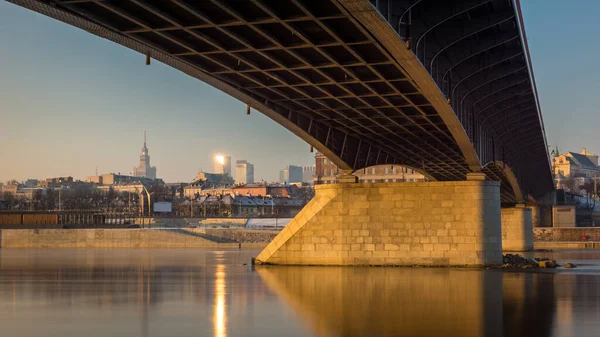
10,0,553,203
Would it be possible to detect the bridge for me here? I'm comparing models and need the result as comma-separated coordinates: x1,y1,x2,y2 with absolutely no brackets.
10,0,552,266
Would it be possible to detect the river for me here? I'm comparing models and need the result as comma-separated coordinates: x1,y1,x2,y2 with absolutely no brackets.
0,249,599,337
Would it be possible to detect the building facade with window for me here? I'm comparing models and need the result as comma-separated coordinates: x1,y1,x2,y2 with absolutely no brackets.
235,160,254,184
279,165,303,184
554,148,600,179
313,152,426,184
302,165,316,184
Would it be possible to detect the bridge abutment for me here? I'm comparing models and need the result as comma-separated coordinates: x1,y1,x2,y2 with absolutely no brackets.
255,181,503,266
501,205,533,252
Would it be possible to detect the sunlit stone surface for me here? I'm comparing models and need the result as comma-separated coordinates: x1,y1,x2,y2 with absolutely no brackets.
257,182,502,266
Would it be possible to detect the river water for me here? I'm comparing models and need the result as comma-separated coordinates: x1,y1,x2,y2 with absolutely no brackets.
0,249,599,337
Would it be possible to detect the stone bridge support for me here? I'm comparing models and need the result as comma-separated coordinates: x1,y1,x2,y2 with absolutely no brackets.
501,205,533,252
255,179,503,266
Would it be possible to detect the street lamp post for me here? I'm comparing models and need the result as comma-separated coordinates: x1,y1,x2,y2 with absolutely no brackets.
594,172,597,227
142,185,152,228
134,186,143,228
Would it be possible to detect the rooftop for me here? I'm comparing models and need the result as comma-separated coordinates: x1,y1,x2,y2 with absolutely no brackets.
566,152,598,170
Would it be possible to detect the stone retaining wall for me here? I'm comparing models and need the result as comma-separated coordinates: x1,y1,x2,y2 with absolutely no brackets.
534,228,600,242
198,218,247,227
0,229,239,248
534,241,600,249
184,228,279,243
154,218,248,228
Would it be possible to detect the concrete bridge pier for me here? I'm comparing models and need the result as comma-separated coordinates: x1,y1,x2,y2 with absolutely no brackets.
255,174,503,267
501,205,533,252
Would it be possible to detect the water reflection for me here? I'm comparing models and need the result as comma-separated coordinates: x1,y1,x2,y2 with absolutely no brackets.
258,267,505,337
214,263,227,337
0,249,278,337
0,249,599,337
503,273,555,337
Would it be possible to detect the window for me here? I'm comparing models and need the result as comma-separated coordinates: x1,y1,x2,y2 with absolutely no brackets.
384,167,389,175
392,167,397,174
371,167,375,174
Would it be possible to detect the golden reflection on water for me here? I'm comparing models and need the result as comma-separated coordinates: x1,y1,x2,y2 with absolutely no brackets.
258,267,500,337
257,266,562,337
214,258,227,337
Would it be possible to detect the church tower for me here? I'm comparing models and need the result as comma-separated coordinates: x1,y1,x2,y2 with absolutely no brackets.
133,131,157,179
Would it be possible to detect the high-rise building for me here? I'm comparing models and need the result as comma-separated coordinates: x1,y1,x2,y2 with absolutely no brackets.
279,165,303,184
133,131,157,179
214,155,231,176
302,165,316,184
236,160,254,184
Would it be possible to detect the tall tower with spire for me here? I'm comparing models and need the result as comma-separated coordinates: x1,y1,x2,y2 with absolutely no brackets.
133,131,157,179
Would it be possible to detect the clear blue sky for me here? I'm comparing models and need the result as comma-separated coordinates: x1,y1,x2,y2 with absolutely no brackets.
0,1,598,182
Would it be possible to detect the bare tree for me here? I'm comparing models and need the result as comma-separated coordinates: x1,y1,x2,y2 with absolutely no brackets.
45,189,56,210
561,177,576,193
580,180,597,209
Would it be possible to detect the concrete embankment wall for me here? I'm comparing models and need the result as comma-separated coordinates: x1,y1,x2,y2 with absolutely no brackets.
0,223,126,229
199,218,247,227
0,229,246,248
183,228,279,243
154,218,248,228
533,228,600,249
534,227,600,242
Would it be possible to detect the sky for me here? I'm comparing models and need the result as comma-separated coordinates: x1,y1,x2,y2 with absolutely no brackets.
1,0,599,183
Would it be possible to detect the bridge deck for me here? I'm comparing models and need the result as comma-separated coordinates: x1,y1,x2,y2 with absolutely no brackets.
10,0,554,202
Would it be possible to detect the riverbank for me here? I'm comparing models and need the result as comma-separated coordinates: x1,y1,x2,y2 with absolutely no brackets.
0,228,276,249
535,242,600,250
2,227,600,251
532,228,600,250
1,248,599,337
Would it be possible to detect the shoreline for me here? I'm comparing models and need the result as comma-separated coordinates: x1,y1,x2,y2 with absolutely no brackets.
0,228,273,249
1,228,599,252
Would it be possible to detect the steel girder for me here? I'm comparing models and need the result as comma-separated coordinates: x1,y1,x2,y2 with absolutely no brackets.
481,161,524,205
369,0,552,200
11,0,553,201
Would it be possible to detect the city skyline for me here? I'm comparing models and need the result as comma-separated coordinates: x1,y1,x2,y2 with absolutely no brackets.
0,2,315,183
2,1,600,183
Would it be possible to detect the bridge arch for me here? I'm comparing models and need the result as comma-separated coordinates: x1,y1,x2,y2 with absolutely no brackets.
481,161,524,205
11,0,554,198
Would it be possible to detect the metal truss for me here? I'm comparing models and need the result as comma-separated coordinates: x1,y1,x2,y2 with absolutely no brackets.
12,0,553,201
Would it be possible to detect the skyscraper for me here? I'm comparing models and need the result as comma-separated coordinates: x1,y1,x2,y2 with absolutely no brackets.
236,160,254,184
214,155,231,176
279,165,303,184
133,131,157,179
302,165,316,184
